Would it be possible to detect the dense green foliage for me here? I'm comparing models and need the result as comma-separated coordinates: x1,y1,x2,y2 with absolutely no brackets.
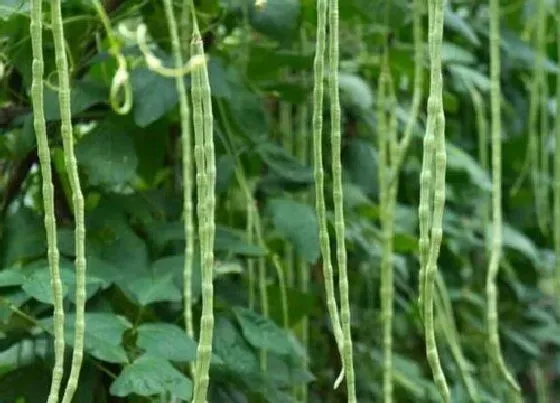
1,0,560,402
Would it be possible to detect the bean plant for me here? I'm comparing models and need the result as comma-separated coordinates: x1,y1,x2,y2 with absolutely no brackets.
3,1,560,402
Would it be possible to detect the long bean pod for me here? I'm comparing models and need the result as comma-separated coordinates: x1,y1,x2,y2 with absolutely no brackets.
311,0,345,385
327,0,356,399
190,7,216,400
421,0,449,400
487,0,521,395
50,0,87,401
30,2,66,402
162,0,194,342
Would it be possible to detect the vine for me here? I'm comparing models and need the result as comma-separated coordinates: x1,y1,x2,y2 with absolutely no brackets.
30,1,66,402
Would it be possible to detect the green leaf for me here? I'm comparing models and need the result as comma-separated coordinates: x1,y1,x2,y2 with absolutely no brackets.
233,306,298,356
216,226,268,257
339,72,373,110
448,64,491,92
444,7,479,45
267,198,320,263
136,323,197,362
127,274,182,306
212,316,260,375
76,118,138,187
249,0,300,41
41,313,132,363
152,254,202,301
21,262,109,304
0,267,25,287
21,266,71,304
43,80,106,121
110,354,192,400
442,42,476,65
0,362,50,402
257,143,314,184
0,0,29,19
1,208,46,266
131,67,179,127
501,224,539,265
447,143,492,191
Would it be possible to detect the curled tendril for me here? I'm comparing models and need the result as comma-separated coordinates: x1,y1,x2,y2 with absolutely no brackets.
109,54,133,114
93,0,133,114
136,23,207,78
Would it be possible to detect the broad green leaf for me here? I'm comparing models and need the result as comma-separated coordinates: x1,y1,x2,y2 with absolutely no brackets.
339,72,373,110
131,67,179,127
21,266,71,304
76,118,138,187
501,224,539,265
21,263,108,304
444,7,479,45
0,0,29,19
216,226,268,257
127,274,182,306
442,42,476,65
257,143,314,184
344,138,378,197
448,64,491,92
233,306,298,356
0,291,29,324
249,0,300,41
267,198,320,263
43,80,106,121
212,316,260,375
0,362,50,402
152,254,201,301
136,323,197,362
41,313,132,363
342,182,371,211
1,208,46,266
447,143,491,191
110,354,192,400
266,285,315,328
0,267,25,287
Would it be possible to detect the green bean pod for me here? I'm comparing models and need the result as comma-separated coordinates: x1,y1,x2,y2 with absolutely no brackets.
30,1,66,402
161,0,194,342
311,0,345,385
487,0,521,395
421,0,449,400
327,0,357,399
50,0,87,401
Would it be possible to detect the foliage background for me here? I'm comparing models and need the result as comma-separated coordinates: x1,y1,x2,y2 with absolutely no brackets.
0,0,559,402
